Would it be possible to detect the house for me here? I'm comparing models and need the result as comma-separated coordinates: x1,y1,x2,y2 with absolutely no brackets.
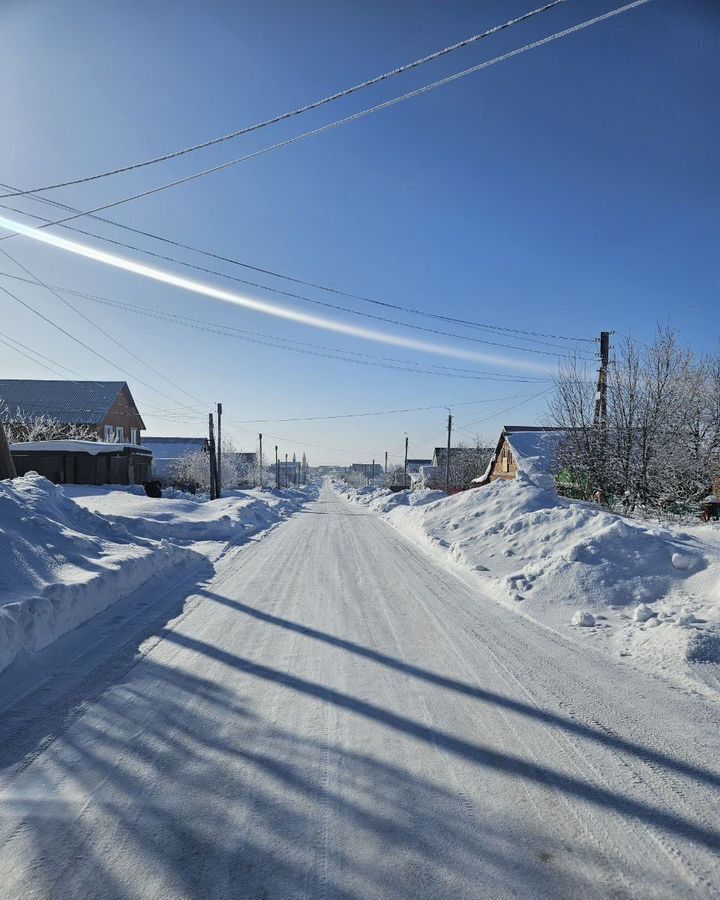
10,439,152,486
0,380,145,444
140,436,209,482
350,462,383,479
473,426,568,486
406,458,431,476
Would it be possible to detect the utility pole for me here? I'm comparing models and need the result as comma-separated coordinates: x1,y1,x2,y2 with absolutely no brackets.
444,412,453,494
208,413,219,500
216,402,222,496
403,435,409,489
384,450,388,475
258,433,263,488
275,445,279,490
285,453,288,488
0,421,16,480
371,458,375,485
593,331,611,428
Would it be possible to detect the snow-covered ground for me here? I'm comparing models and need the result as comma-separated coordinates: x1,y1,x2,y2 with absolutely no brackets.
63,483,313,549
0,474,314,674
335,478,720,696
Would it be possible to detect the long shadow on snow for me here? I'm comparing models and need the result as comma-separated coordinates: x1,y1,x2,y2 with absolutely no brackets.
197,590,720,794
159,626,720,854
1,658,669,900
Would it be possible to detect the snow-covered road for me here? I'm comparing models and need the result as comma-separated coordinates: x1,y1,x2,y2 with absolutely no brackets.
1,481,719,898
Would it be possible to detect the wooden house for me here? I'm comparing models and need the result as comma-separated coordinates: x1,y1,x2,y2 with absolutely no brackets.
473,426,568,486
0,380,145,444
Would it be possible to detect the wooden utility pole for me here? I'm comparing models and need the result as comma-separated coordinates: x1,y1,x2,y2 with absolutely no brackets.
403,436,409,489
444,412,453,494
258,433,263,487
275,445,279,490
216,402,222,496
593,331,611,428
208,413,219,500
384,450,388,475
0,421,16,480
285,453,288,488
371,458,375,485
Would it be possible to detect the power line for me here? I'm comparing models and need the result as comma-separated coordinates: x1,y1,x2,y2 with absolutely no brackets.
29,1,651,230
231,394,537,424
0,193,595,349
0,216,594,364
0,1,567,198
456,388,553,429
0,277,211,412
0,249,207,411
0,268,556,383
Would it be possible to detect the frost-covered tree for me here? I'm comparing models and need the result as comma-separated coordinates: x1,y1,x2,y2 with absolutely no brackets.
167,439,247,493
551,328,720,515
1,406,98,444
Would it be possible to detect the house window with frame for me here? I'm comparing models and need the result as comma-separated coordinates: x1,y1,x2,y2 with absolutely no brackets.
115,426,125,443
130,428,138,444
104,425,114,442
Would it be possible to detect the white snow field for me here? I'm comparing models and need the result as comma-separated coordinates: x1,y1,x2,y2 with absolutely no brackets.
0,480,719,898
336,477,720,696
0,474,312,675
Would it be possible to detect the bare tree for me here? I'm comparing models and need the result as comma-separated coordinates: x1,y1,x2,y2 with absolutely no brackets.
551,328,720,515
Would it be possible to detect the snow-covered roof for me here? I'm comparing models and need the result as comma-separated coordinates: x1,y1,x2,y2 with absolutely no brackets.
10,439,150,456
505,429,567,476
471,427,569,484
0,379,137,425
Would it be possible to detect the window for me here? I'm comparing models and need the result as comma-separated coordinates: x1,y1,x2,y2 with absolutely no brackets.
104,425,114,442
130,428,138,444
115,426,125,442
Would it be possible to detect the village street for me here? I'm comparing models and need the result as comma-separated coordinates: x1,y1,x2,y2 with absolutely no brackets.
0,480,719,899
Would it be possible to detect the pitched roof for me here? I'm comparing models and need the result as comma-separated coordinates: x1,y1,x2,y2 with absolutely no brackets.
0,380,132,425
140,436,209,477
505,429,567,476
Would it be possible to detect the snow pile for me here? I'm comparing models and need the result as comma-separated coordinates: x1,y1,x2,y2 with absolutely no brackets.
0,473,191,674
337,475,720,691
63,484,316,544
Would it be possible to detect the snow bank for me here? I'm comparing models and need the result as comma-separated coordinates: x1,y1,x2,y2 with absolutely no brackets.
0,473,191,674
62,484,315,544
336,476,720,693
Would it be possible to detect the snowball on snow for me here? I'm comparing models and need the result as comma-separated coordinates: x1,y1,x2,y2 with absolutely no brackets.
671,552,695,571
572,611,596,627
633,604,656,623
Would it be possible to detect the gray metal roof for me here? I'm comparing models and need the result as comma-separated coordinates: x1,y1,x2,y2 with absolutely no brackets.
0,380,130,425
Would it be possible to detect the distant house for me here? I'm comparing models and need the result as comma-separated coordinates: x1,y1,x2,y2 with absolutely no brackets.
10,439,151,486
473,426,568,486
350,462,383,479
406,458,431,476
140,436,209,482
0,380,145,444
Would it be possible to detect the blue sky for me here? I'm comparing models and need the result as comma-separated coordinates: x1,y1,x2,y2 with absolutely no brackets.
0,0,717,464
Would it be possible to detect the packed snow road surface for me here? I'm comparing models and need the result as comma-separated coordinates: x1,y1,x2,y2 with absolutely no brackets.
0,481,718,898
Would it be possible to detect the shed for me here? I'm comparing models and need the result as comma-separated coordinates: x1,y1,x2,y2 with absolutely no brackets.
140,436,209,481
473,427,568,486
10,440,152,486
